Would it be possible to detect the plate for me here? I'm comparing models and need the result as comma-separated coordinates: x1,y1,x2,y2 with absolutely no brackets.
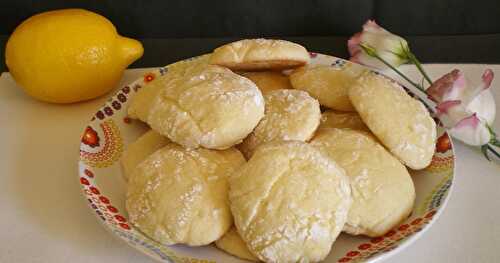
78,53,454,263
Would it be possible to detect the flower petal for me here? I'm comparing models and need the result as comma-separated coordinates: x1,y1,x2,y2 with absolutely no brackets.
436,100,461,114
428,69,495,106
482,69,494,88
347,20,409,69
429,68,497,137
426,69,464,102
378,50,408,67
467,90,496,125
457,69,495,105
450,114,491,146
363,20,382,31
435,100,470,128
349,51,387,69
348,32,362,56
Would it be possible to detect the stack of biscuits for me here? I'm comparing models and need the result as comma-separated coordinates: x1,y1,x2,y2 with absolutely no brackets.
122,39,437,262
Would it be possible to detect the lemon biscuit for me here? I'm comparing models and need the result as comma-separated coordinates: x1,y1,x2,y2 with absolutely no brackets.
319,110,370,131
215,227,259,262
128,54,211,121
311,128,415,237
240,71,292,94
210,39,309,71
120,130,170,181
126,143,245,246
229,141,351,262
349,72,436,169
290,64,365,111
239,89,320,158
147,65,265,149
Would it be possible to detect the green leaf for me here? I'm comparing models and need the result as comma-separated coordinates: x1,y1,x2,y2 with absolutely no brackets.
359,43,378,57
485,124,500,147
481,144,491,161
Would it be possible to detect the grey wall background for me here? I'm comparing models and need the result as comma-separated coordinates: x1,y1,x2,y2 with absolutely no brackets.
1,0,500,71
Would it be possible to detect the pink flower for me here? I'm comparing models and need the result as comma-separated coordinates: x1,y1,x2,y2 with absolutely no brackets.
427,69,495,146
348,20,409,69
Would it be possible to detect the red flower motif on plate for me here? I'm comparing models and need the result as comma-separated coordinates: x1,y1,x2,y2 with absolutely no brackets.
89,186,100,195
82,126,100,148
115,215,126,222
99,196,110,204
80,177,89,185
436,133,452,153
370,237,384,243
346,251,360,257
107,205,118,213
144,73,155,83
119,223,131,230
358,243,371,250
84,169,94,178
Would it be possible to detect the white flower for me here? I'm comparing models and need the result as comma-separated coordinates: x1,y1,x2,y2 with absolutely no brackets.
428,69,495,146
348,20,409,69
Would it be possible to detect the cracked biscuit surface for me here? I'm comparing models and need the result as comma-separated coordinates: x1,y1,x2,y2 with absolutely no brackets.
128,54,212,122
229,141,351,262
239,89,320,158
146,65,265,149
349,72,436,170
209,39,309,71
126,143,245,246
311,128,415,237
120,130,170,181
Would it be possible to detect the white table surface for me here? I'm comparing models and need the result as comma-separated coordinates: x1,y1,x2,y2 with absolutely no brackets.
0,64,499,263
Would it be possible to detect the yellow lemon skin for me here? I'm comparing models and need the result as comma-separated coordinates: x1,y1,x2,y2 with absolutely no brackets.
5,9,143,103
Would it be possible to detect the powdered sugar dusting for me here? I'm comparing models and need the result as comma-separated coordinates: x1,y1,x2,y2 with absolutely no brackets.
145,62,264,149
240,89,320,157
126,145,243,245
230,141,351,262
350,71,436,169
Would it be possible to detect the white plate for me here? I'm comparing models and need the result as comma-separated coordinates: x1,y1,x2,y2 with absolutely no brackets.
78,53,454,263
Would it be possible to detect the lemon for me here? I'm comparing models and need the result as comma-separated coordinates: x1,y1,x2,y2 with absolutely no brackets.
5,9,143,103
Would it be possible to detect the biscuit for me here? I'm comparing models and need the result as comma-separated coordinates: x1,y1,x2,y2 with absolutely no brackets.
349,72,436,169
147,65,265,149
289,63,365,111
215,227,259,262
319,110,369,131
311,128,415,237
229,141,351,262
128,54,211,121
210,39,309,71
239,89,320,158
240,71,292,94
126,143,245,246
120,130,170,181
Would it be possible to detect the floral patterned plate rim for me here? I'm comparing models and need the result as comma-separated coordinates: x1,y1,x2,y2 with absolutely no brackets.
78,53,455,263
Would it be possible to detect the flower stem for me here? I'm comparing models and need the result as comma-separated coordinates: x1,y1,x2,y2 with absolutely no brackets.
360,43,425,92
401,44,434,86
487,145,500,159
487,124,500,147
377,54,426,92
481,145,491,161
